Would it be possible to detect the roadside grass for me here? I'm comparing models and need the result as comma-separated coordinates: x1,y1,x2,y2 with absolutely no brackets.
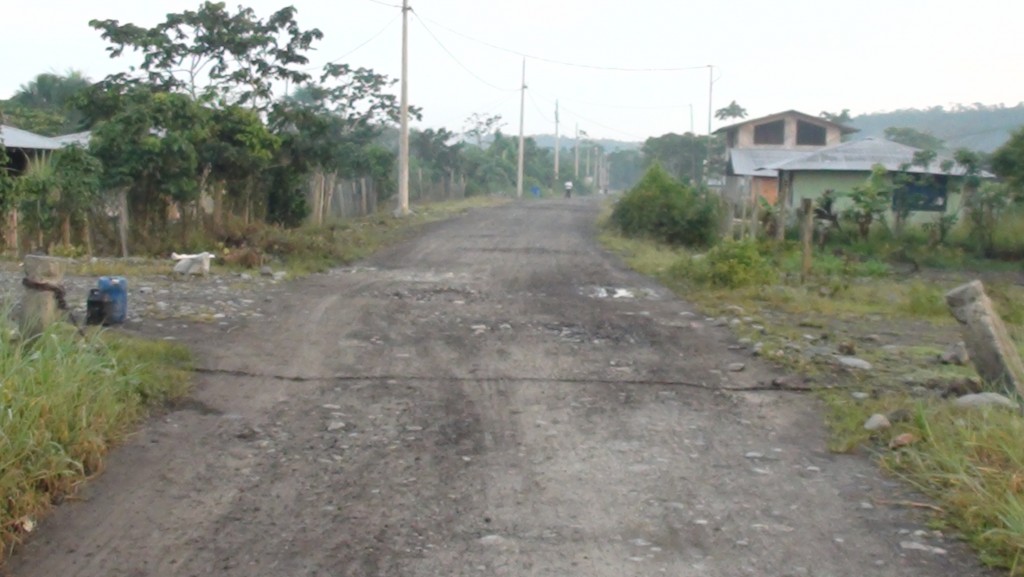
599,218,1024,574
0,319,191,564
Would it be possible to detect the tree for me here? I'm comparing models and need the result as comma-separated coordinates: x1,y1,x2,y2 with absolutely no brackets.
463,113,505,147
991,127,1024,193
89,2,323,110
641,133,707,185
844,164,892,240
819,109,852,124
884,126,945,151
1,71,92,135
714,100,747,121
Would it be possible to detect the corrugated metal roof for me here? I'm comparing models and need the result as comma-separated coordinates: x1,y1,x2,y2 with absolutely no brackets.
729,148,809,177
53,131,92,147
0,125,61,150
767,138,990,177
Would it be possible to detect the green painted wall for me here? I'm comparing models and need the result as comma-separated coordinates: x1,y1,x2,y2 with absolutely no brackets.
787,170,962,226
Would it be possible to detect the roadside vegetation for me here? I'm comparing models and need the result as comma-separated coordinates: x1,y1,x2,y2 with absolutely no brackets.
0,321,190,563
601,148,1024,573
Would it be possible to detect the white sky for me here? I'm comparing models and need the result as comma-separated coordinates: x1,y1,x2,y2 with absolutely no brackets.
2,0,1023,141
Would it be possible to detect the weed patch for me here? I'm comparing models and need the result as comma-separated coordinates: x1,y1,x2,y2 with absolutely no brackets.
0,321,191,563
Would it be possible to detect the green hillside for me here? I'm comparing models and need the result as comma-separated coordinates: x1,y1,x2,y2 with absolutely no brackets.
848,104,1024,152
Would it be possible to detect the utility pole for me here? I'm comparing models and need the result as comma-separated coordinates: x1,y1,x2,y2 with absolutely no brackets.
574,124,580,179
396,0,411,215
516,58,526,198
554,100,560,188
704,64,713,188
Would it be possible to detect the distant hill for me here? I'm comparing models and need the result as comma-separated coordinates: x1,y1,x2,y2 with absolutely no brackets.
848,104,1024,153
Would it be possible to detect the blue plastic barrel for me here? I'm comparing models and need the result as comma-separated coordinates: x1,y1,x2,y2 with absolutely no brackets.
98,276,128,324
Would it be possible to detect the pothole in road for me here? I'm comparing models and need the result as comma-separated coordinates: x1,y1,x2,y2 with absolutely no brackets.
583,286,661,300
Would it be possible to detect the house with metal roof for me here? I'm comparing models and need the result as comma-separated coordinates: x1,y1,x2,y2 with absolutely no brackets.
765,138,989,226
714,110,858,205
1,124,62,174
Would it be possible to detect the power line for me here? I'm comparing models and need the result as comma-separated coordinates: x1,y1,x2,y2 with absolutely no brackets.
363,0,402,8
533,89,690,111
527,91,551,124
558,102,645,140
411,12,519,92
305,15,400,71
416,13,709,73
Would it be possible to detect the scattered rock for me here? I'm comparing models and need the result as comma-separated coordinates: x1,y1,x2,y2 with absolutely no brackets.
886,408,913,424
953,392,1018,410
326,421,347,432
272,271,287,281
863,414,891,431
744,452,764,459
940,377,983,398
837,356,873,370
724,305,745,315
260,266,274,277
752,342,764,356
727,362,746,372
851,392,870,400
240,273,253,281
940,341,970,366
899,541,947,555
889,432,918,449
838,341,856,356
138,286,153,295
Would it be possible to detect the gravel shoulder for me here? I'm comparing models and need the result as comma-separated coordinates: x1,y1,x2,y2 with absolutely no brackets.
4,199,995,576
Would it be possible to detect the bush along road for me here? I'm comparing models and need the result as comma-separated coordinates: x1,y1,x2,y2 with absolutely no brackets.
5,198,994,576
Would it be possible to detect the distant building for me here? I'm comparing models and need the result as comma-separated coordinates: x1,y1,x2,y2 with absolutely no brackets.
765,138,992,226
714,110,858,205
0,124,61,173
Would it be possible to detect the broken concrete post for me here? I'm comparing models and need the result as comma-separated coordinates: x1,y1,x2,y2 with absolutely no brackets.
20,255,67,337
945,280,1024,400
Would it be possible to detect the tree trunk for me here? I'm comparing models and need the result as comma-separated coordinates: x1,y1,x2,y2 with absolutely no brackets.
61,214,72,247
83,217,94,257
118,188,130,257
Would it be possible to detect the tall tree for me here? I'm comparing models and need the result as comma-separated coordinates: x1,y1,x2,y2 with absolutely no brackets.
884,126,945,151
819,109,852,124
463,113,505,147
89,2,323,110
714,100,747,121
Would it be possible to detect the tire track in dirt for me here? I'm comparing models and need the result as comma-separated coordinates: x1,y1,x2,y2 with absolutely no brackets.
6,199,995,577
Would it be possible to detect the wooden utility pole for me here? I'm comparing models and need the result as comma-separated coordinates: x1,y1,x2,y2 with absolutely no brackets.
554,100,560,189
516,58,526,198
397,0,411,216
800,198,813,283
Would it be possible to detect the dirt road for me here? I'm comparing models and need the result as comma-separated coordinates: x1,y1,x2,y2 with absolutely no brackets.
7,199,991,576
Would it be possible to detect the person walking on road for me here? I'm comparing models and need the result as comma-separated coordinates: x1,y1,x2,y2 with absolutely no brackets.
564,181,573,198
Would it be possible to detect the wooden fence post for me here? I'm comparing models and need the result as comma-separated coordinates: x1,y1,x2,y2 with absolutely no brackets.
20,255,66,337
801,198,813,283
750,197,760,240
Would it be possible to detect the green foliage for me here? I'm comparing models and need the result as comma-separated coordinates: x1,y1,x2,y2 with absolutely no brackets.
903,281,947,317
610,164,721,247
843,164,892,240
714,100,747,121
964,182,1013,257
992,127,1024,194
0,323,190,563
688,240,777,289
884,126,946,151
641,132,711,185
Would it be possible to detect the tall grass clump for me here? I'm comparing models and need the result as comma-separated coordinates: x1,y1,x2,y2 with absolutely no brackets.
610,164,721,247
0,318,190,562
673,240,777,289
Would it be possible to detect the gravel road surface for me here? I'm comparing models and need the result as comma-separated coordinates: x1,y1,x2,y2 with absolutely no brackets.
5,199,992,576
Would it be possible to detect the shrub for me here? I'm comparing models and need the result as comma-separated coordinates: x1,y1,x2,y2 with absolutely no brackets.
610,164,720,247
903,281,947,318
676,240,777,289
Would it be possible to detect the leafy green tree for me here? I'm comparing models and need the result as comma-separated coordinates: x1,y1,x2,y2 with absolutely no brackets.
463,113,505,147
611,163,720,247
843,164,892,240
1,71,92,135
991,127,1024,193
819,109,852,124
884,126,945,151
90,2,322,110
714,100,747,121
607,149,643,191
642,133,707,185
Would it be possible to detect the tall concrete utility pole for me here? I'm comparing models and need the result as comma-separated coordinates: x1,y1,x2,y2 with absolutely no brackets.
574,124,580,179
554,100,560,188
396,0,411,216
516,58,526,198
704,64,713,188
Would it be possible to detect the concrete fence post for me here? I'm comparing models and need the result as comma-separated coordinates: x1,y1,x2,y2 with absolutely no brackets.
946,280,1024,400
20,255,67,337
